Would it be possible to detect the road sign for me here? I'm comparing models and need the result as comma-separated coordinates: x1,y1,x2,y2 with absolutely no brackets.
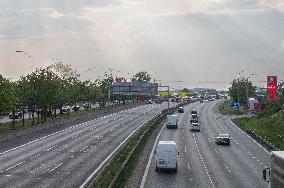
112,80,158,96
267,76,277,100
230,102,240,110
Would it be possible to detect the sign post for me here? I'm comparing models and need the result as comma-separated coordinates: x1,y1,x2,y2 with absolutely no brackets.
267,76,277,100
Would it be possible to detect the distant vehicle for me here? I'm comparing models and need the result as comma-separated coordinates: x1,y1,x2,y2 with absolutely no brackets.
178,107,184,113
8,111,22,119
83,103,91,109
62,105,71,113
72,105,80,112
200,100,203,103
36,109,52,116
190,122,200,132
191,110,198,120
166,115,178,129
263,151,284,187
204,99,209,102
154,97,163,104
191,110,197,115
215,133,230,145
208,97,214,101
155,141,179,172
148,100,153,104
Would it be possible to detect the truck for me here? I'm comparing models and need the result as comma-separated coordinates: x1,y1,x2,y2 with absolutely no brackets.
263,151,284,188
166,115,178,129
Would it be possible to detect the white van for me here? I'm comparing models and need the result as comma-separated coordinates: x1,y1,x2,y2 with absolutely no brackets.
155,141,179,172
166,115,178,129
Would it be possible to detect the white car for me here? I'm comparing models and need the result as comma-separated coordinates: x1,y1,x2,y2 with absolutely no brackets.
190,122,200,132
155,141,179,172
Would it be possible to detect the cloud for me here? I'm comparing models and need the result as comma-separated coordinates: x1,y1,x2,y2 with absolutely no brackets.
49,10,66,18
1,0,284,89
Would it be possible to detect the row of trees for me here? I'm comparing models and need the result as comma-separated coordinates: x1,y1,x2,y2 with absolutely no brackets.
0,62,152,129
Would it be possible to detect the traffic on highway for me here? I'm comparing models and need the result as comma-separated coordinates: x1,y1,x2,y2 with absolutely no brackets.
1,1,284,187
141,100,270,188
0,102,177,188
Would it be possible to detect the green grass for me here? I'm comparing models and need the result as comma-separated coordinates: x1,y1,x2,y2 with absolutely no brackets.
219,100,246,115
92,117,162,188
234,115,284,150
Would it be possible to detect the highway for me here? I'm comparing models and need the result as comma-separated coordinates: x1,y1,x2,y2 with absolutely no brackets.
142,100,271,188
0,102,176,188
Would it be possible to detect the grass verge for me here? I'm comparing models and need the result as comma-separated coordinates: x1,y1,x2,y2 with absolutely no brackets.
219,100,246,115
92,116,163,188
233,116,284,150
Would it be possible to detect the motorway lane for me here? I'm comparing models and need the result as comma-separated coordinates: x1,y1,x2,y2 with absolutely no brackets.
143,100,270,188
0,102,177,188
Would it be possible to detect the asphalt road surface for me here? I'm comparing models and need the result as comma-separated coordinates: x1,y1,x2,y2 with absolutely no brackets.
142,100,271,188
0,102,176,188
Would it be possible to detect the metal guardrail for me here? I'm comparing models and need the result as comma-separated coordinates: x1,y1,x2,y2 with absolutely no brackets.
246,130,279,151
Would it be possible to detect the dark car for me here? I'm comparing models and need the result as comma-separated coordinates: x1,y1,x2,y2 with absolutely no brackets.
215,133,230,145
178,107,184,113
36,110,52,116
8,111,22,119
83,103,91,109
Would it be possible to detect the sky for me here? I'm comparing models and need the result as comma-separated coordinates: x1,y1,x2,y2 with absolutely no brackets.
0,0,284,90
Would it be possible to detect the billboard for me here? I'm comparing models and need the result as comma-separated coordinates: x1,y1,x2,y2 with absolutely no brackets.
267,76,277,100
112,80,158,96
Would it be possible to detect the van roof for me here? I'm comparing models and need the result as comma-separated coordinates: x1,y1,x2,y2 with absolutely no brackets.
158,141,176,145
167,115,177,117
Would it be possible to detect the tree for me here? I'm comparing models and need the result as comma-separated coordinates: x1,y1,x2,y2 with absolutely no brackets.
229,78,255,106
0,75,20,129
0,75,14,115
132,71,151,83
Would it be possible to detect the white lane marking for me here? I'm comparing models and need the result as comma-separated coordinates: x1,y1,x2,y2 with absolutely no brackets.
81,119,151,188
0,106,145,155
224,164,231,173
49,163,63,173
185,146,187,153
46,145,58,151
187,163,190,170
30,153,41,160
80,146,88,152
140,123,166,188
208,138,212,143
193,135,215,188
6,161,25,171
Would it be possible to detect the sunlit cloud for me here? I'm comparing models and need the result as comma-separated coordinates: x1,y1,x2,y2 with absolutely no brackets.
1,0,284,89
49,10,66,18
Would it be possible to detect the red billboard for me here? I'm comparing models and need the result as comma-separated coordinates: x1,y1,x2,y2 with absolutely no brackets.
267,76,277,100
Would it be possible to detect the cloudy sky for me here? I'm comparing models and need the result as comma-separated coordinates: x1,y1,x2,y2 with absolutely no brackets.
0,0,284,89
